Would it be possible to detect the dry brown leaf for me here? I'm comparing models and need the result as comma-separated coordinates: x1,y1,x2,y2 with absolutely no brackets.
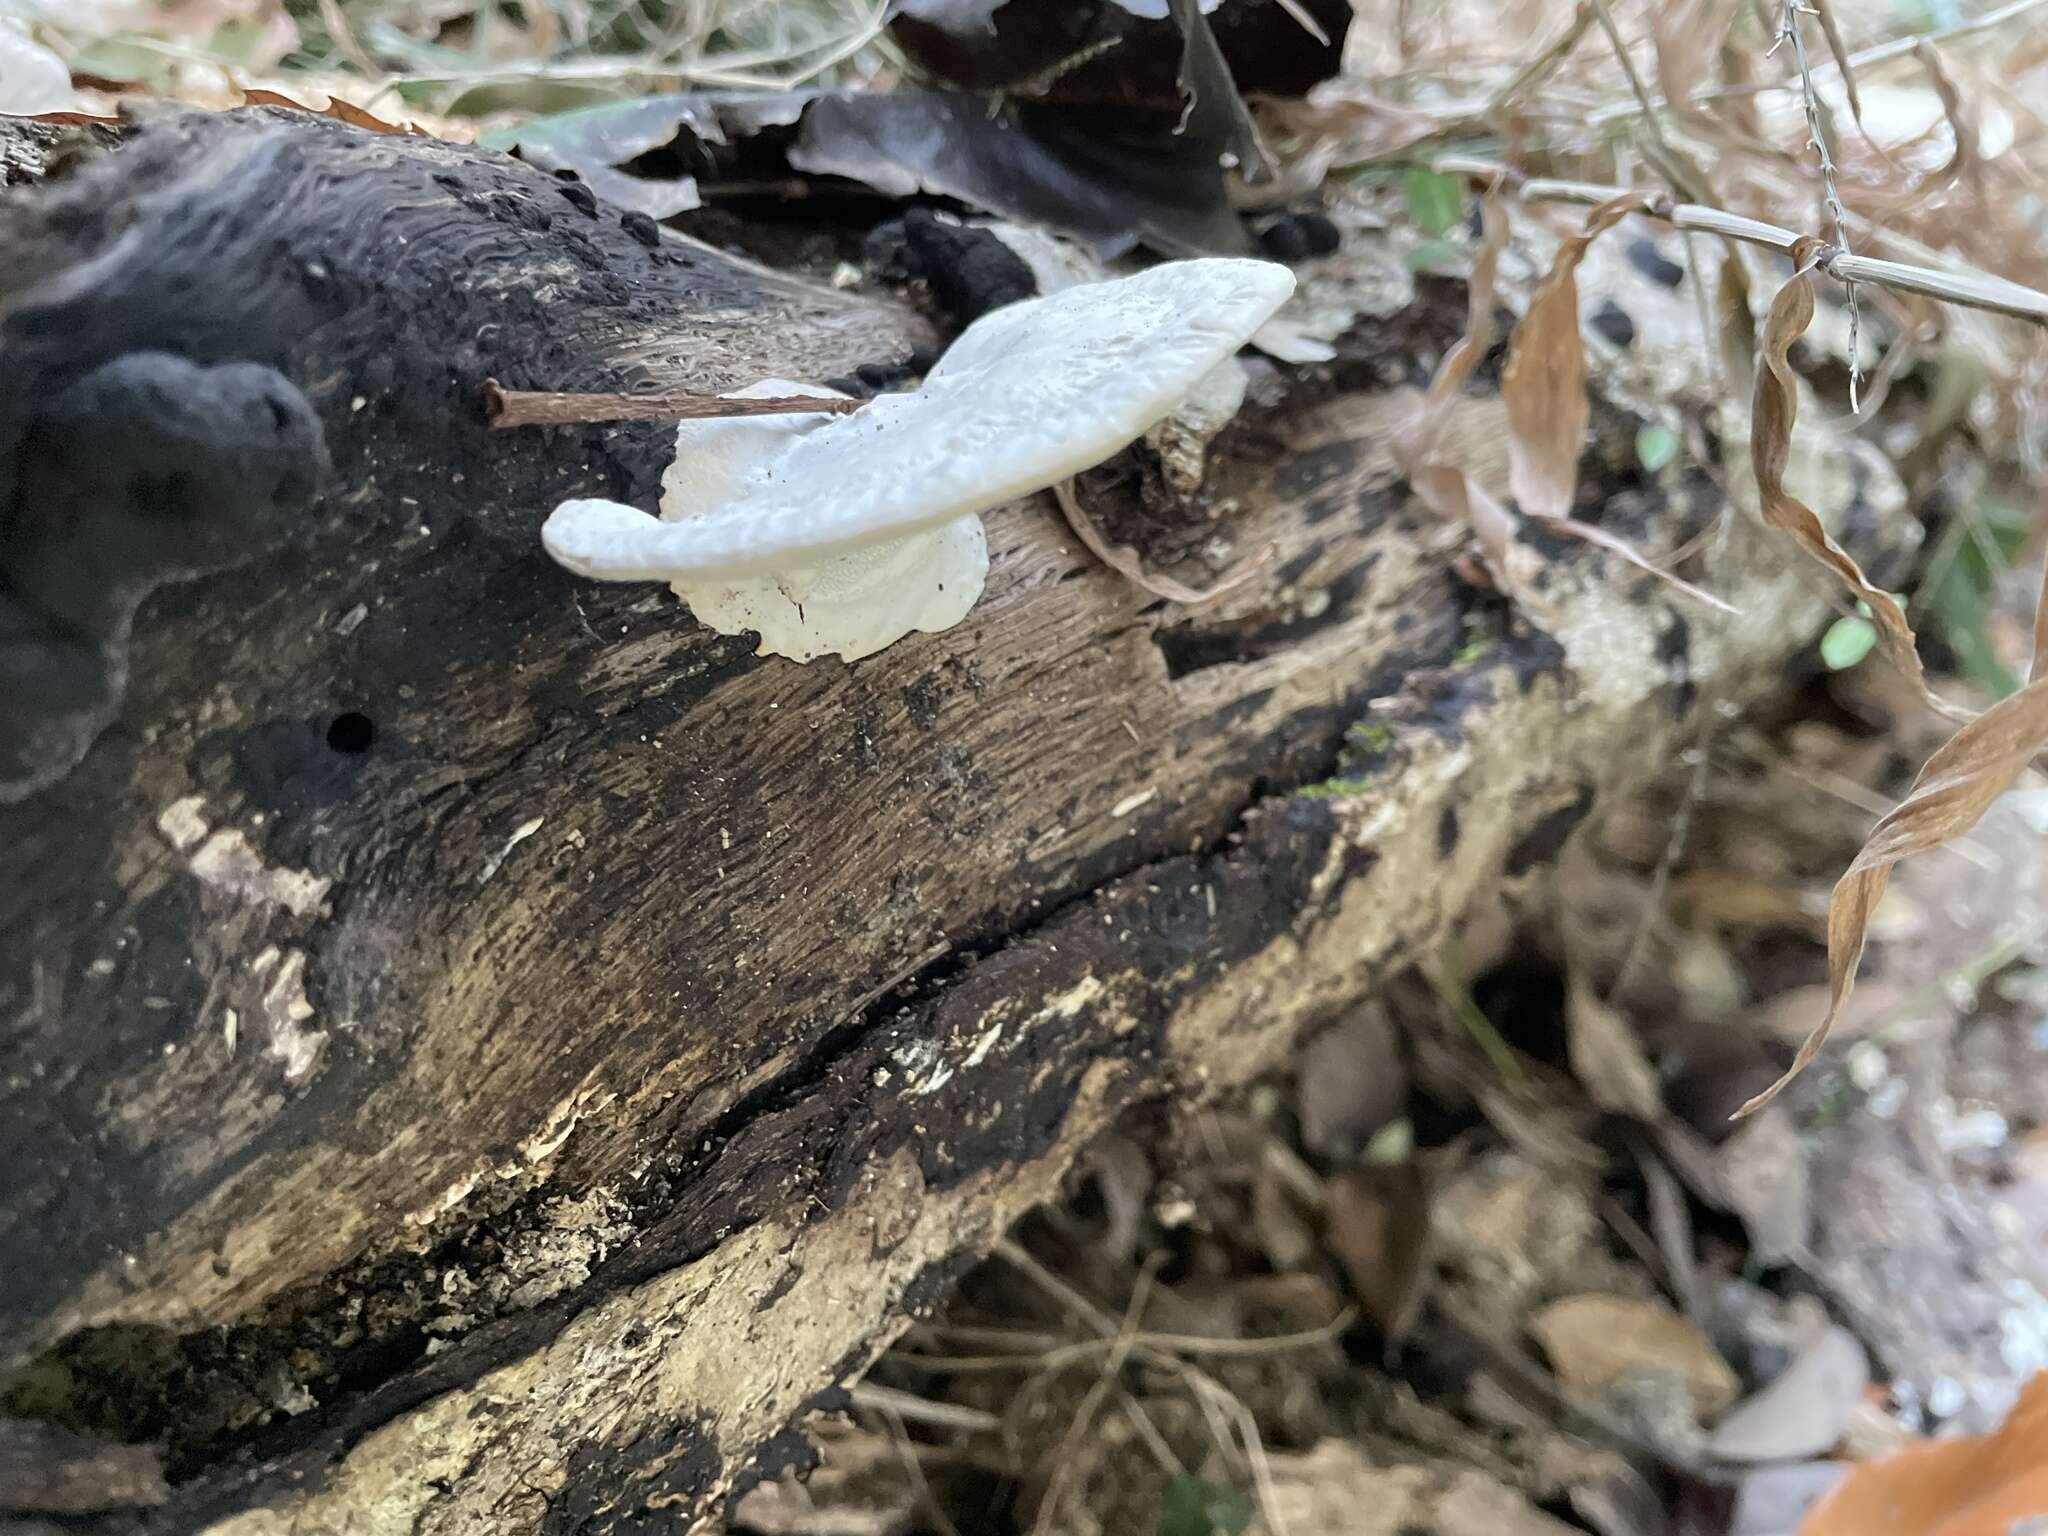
1324,1163,1434,1343
1397,185,1728,616
240,87,431,138
1799,1371,2048,1535
1565,983,1662,1120
6,108,123,125
1531,1293,1739,1418
1410,462,1551,614
1254,1441,1582,1536
1500,194,1732,612
1740,673,2048,1115
1752,254,1942,708
1810,0,1863,126
1502,193,1647,519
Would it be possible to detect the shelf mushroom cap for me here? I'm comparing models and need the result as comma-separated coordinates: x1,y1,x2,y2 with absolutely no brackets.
542,256,1295,660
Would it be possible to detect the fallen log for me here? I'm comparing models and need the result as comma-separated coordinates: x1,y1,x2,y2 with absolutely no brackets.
0,106,1909,1532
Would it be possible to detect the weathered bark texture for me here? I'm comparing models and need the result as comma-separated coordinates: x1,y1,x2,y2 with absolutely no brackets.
0,108,1908,1532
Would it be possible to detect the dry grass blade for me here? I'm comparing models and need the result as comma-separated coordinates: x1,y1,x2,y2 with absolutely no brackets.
1914,39,1976,188
1752,252,1950,711
1717,248,1759,395
1739,675,2048,1115
1503,193,1648,519
1652,0,1738,122
1810,0,1863,125
1527,514,1737,612
1052,481,1275,605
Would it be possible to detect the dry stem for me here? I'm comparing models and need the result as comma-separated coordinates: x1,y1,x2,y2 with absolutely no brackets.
483,380,863,429
1426,156,2048,327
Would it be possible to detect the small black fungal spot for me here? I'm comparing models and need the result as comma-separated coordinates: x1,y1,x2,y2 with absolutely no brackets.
620,210,660,248
1255,211,1340,259
863,207,1036,325
1626,237,1686,289
1654,611,1691,666
1505,788,1593,874
1590,299,1636,348
1437,805,1460,857
326,712,374,754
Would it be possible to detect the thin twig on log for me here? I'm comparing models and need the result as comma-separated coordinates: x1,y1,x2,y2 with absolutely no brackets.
483,379,865,429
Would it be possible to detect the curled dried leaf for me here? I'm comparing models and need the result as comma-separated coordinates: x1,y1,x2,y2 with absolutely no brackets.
1752,256,1944,708
1740,671,2048,1114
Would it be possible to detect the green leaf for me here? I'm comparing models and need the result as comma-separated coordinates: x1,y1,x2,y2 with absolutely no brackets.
1820,615,1878,671
1365,1117,1414,1165
1404,238,1462,274
1404,167,1465,237
1160,1475,1252,1536
1919,497,2026,697
1634,424,1680,472
1928,558,2021,696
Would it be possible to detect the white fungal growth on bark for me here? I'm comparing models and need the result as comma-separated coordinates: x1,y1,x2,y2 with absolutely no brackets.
542,257,1295,663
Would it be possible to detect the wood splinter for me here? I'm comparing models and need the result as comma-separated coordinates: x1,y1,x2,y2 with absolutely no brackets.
483,379,865,430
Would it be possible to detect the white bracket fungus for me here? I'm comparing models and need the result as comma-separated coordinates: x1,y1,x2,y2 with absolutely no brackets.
542,256,1295,663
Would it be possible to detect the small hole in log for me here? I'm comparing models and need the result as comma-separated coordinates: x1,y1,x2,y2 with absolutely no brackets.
326,712,374,754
